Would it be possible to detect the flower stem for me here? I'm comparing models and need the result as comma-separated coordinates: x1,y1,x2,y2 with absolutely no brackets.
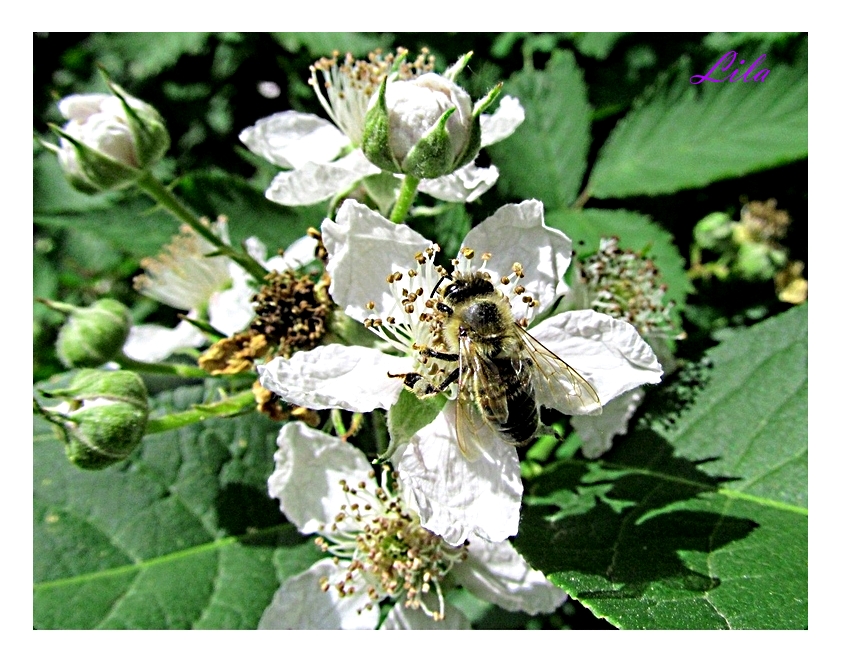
144,389,257,434
116,352,209,378
390,175,420,224
135,172,268,281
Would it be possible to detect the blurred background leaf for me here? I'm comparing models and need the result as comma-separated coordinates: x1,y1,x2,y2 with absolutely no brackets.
588,45,808,199
488,50,591,209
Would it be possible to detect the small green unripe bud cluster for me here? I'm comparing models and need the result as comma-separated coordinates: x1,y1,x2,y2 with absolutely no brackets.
42,298,132,368
39,370,150,470
691,200,795,282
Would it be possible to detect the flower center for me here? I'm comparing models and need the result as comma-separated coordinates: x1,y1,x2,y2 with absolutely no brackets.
577,236,679,339
250,269,331,358
309,48,436,146
315,469,467,620
362,246,538,392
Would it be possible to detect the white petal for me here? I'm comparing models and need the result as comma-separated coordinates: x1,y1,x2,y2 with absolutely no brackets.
239,110,349,169
268,422,375,533
530,310,663,408
451,539,567,615
572,388,645,459
121,320,206,363
267,235,320,272
395,405,522,546
258,559,380,629
207,282,255,336
381,601,472,630
417,164,499,203
58,94,110,122
265,149,380,206
480,95,525,147
258,344,413,412
463,200,572,317
242,235,269,264
322,199,432,321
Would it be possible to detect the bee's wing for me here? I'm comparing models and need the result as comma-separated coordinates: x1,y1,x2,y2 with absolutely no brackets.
453,337,507,459
454,392,499,461
514,325,603,416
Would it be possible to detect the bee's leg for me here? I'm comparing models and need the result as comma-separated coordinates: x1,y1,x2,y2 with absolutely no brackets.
429,366,460,392
420,348,459,362
401,366,460,397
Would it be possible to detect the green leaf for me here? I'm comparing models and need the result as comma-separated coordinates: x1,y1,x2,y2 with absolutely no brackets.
588,47,807,199
569,32,627,60
33,380,317,629
703,32,801,54
33,148,113,215
516,304,807,629
89,33,211,79
271,32,388,57
174,171,324,251
487,50,591,209
35,157,322,261
546,207,693,314
34,149,182,258
35,194,180,260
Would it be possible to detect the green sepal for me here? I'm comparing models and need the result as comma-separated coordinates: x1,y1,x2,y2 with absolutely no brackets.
444,51,473,81
472,82,503,118
380,389,448,463
453,115,483,172
40,369,149,471
402,107,457,179
51,298,133,368
452,82,502,170
49,123,142,192
107,79,170,168
362,77,401,173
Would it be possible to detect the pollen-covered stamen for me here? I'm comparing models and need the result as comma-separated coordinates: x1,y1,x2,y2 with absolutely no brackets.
309,48,436,146
133,217,231,312
316,468,467,621
361,244,445,359
577,236,680,339
250,269,332,358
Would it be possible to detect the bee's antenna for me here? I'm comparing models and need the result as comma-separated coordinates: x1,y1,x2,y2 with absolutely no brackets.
430,274,450,298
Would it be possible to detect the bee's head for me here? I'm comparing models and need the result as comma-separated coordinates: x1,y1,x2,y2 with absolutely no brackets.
435,271,495,305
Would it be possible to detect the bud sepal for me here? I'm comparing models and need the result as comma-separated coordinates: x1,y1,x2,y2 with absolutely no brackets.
37,370,150,470
361,53,487,181
48,78,170,193
42,298,133,368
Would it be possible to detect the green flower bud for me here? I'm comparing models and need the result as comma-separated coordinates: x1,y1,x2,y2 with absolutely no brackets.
361,57,490,180
47,82,170,193
735,241,787,281
43,298,132,368
693,212,735,251
39,370,149,470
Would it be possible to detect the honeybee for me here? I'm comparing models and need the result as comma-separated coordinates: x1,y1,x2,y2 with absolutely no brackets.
401,271,602,458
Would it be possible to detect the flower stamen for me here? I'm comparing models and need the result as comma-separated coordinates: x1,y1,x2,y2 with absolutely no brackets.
316,466,466,621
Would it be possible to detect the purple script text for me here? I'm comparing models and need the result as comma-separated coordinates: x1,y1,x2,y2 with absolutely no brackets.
690,51,770,84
